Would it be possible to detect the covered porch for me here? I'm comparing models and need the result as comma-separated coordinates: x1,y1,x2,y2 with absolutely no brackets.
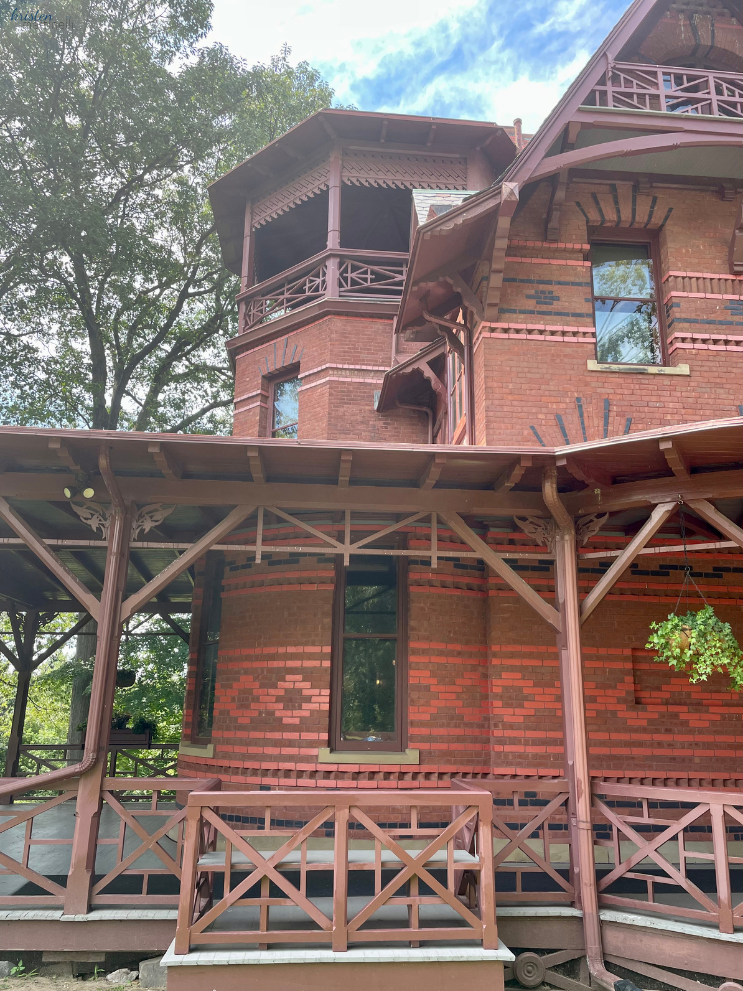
1,422,743,991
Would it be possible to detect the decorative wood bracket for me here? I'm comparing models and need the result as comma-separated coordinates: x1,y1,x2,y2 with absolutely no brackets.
494,456,532,493
659,439,690,479
514,515,558,554
70,501,175,540
576,512,609,546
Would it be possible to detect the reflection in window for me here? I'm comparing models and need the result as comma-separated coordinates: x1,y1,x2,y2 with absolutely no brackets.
272,376,300,438
591,242,661,365
195,555,224,739
339,556,400,747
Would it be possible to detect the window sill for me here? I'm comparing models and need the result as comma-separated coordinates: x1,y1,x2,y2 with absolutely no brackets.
587,359,690,376
179,742,215,758
317,748,420,765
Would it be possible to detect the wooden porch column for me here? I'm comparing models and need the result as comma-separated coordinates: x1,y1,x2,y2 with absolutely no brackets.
64,497,132,916
543,467,618,989
238,200,254,334
3,665,31,780
326,147,342,298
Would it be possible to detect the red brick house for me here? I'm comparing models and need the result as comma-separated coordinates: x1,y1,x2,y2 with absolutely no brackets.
3,3,743,991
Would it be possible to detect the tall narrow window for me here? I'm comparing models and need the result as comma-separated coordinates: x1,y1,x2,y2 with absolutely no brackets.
193,554,224,741
448,348,466,442
271,374,300,438
331,555,406,752
591,241,662,365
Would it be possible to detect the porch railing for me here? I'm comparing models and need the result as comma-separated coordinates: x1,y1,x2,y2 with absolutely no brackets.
174,788,496,953
0,776,220,910
584,62,743,117
17,743,179,778
237,249,408,334
593,780,743,933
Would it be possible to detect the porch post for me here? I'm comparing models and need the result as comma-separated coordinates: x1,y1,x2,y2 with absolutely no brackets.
544,468,615,987
3,665,31,780
238,200,253,335
326,146,342,298
64,498,132,915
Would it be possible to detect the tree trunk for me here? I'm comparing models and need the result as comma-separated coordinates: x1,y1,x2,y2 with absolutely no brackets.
3,666,31,780
67,617,97,761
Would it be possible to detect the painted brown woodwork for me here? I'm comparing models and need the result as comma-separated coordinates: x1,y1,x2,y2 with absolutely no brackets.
148,442,183,481
659,439,689,479
418,453,447,489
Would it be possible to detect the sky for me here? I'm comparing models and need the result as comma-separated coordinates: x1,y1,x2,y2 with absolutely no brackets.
208,0,635,133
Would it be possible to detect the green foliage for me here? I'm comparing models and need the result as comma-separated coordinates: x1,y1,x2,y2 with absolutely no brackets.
646,605,743,691
0,1,336,433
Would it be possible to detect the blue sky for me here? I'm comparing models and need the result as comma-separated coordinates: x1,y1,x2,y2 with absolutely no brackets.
208,0,634,132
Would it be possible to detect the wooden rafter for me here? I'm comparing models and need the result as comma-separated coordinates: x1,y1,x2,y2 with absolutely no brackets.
247,447,265,485
580,502,677,624
120,504,256,622
267,506,343,549
442,511,561,631
0,497,100,620
659,439,689,479
558,456,612,490
493,456,531,493
338,452,352,488
148,442,182,481
48,438,83,474
419,454,446,490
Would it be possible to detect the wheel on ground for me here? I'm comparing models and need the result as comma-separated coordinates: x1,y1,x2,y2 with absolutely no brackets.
514,951,546,989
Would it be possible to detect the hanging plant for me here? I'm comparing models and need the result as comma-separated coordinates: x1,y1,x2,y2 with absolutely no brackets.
646,605,743,691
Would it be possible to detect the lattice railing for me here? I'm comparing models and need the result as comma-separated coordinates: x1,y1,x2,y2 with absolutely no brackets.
238,250,409,333
0,776,220,910
584,62,743,117
174,789,497,953
593,780,743,933
454,779,575,904
17,743,179,778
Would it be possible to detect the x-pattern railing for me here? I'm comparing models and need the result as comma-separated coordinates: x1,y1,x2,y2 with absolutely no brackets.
174,789,496,953
0,789,78,906
17,744,179,778
455,779,574,903
586,62,743,118
593,781,743,933
245,262,327,329
338,257,407,297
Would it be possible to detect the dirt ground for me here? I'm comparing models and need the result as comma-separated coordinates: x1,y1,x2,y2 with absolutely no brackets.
0,979,135,991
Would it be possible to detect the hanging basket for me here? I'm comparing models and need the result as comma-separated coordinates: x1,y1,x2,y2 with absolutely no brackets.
646,606,743,691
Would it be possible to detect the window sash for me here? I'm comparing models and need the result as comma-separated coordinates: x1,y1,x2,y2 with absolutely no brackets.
330,555,407,752
192,553,224,742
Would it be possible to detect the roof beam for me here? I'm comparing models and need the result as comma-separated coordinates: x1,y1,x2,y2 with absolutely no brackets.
686,500,743,551
0,471,547,516
442,511,561,632
0,498,100,620
566,466,743,517
580,502,677,625
558,456,613,490
148,442,182,482
120,504,256,622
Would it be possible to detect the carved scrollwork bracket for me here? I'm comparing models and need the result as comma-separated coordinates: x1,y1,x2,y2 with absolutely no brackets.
514,515,558,554
576,512,609,546
70,501,176,540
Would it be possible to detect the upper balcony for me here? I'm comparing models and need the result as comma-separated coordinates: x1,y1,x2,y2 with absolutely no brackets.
583,62,743,118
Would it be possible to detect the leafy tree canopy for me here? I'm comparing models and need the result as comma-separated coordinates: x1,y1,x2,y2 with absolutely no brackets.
0,0,336,432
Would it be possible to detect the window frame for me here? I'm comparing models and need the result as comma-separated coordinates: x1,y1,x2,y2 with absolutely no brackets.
191,552,224,744
329,553,408,753
267,365,301,439
589,228,667,367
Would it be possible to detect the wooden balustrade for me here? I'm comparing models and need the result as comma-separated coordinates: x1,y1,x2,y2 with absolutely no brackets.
17,743,180,778
174,788,497,953
0,776,220,911
454,778,575,904
584,62,743,117
237,249,409,334
593,780,743,933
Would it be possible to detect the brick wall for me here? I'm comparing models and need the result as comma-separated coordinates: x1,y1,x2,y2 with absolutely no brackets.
178,526,743,787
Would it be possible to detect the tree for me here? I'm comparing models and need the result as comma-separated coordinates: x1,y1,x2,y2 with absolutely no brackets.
0,1,335,433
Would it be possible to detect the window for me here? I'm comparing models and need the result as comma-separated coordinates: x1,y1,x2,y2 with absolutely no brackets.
271,374,300,438
330,555,407,752
591,241,662,365
448,347,466,443
193,554,224,741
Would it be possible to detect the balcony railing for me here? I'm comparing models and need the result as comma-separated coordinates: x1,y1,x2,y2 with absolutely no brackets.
237,249,408,334
17,742,179,778
584,62,743,117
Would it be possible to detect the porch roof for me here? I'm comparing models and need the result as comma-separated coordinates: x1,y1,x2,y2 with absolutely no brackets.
1,415,743,611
